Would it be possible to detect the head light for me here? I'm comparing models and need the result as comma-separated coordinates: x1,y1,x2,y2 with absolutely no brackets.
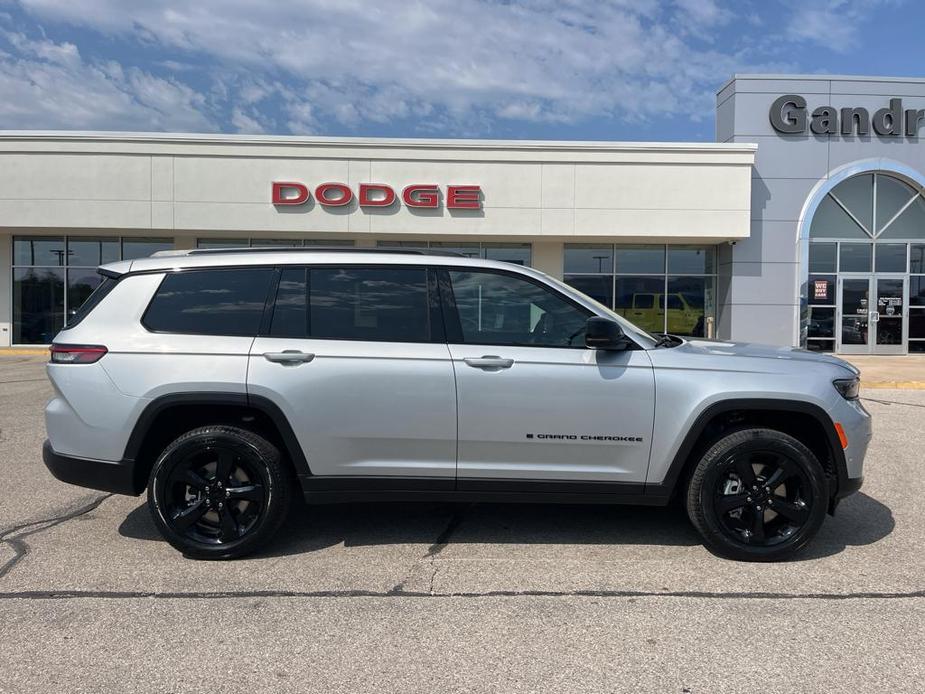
833,377,860,400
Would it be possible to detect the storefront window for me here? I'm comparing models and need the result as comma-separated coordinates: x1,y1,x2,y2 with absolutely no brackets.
122,238,173,260
565,244,717,337
804,170,925,352
13,268,65,345
13,237,66,266
839,243,872,272
12,235,175,344
808,243,837,273
875,244,908,272
68,237,120,266
197,238,356,248
376,241,532,265
563,245,613,274
429,242,481,257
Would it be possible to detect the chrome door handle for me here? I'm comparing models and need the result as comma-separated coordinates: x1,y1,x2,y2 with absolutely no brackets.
263,350,315,364
463,356,514,369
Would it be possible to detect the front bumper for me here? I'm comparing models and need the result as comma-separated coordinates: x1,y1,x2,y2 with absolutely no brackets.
835,475,863,500
43,440,140,495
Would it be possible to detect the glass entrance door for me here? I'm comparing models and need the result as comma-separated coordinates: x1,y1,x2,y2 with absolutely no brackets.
838,278,873,354
874,276,907,355
838,276,908,354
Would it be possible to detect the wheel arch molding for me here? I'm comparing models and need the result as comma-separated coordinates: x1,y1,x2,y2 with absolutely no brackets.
650,398,848,501
122,392,311,494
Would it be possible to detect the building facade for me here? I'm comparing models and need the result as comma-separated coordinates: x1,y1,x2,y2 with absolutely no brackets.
2,73,925,353
718,74,925,355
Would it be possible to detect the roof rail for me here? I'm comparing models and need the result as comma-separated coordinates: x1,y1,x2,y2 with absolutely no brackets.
152,246,468,258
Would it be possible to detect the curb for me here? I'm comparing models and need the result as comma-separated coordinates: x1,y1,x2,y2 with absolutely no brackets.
0,349,47,356
861,381,925,390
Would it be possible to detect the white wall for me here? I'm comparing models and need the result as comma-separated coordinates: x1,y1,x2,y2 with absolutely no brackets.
0,134,755,243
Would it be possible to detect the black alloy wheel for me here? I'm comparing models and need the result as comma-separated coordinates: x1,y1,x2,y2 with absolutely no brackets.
148,426,291,559
686,428,828,561
709,450,812,546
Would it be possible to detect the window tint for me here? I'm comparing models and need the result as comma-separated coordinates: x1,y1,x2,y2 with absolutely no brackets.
270,267,308,337
448,270,590,348
67,274,115,327
309,267,430,342
144,268,274,336
634,294,655,309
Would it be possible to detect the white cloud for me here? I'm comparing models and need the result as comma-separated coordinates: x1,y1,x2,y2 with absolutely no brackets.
230,107,266,134
785,0,902,52
0,29,218,130
2,0,804,134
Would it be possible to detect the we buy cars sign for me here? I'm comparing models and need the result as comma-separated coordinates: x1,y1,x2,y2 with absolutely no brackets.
272,182,482,209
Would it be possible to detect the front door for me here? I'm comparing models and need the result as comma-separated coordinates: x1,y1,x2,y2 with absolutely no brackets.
440,267,656,489
838,275,908,354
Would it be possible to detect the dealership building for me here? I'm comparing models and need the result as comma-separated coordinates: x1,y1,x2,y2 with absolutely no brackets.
2,73,925,354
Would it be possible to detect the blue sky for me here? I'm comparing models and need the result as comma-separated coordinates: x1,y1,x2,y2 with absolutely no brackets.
0,0,920,141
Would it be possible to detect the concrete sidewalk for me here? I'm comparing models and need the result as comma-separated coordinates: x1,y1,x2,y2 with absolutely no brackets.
844,355,925,389
2,349,924,388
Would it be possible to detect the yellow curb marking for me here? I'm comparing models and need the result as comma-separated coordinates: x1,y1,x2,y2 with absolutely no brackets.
862,381,925,390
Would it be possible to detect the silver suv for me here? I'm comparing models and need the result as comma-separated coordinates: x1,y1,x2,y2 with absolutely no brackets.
43,248,870,561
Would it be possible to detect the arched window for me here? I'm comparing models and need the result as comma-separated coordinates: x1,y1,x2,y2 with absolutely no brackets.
810,173,925,240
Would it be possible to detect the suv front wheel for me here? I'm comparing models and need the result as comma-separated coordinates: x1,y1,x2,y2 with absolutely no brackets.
686,427,828,562
147,425,291,560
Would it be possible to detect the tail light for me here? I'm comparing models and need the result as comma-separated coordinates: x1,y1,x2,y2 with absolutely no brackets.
49,344,108,364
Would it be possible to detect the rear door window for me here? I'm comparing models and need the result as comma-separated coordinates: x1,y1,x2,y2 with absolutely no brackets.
269,266,432,342
144,268,275,336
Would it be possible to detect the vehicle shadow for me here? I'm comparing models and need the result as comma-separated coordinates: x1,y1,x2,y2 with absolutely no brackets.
117,490,894,562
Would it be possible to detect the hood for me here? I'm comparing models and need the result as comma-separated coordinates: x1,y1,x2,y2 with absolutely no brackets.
674,338,859,375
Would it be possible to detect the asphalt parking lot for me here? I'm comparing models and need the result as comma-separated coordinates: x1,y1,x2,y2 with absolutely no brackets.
0,355,923,693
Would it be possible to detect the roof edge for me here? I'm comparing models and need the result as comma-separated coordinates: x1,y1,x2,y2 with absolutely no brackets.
0,130,757,154
718,73,925,94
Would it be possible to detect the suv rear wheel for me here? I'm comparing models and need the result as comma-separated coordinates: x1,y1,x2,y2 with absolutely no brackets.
147,425,291,559
686,427,828,561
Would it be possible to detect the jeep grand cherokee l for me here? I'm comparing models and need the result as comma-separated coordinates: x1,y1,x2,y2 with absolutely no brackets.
42,248,870,561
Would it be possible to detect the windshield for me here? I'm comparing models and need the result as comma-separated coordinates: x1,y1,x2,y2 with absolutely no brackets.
541,273,659,348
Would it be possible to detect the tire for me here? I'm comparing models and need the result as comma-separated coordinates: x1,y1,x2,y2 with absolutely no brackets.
686,427,828,562
147,425,291,560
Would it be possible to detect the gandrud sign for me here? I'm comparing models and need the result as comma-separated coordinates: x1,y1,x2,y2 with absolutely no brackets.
770,95,925,137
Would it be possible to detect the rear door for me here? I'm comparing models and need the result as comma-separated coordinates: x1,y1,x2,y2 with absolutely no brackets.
440,267,655,488
247,264,457,483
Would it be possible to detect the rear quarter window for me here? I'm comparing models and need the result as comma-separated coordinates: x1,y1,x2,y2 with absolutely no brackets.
65,275,118,328
143,268,275,336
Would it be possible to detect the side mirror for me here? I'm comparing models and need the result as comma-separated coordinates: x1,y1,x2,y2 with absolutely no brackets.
585,317,628,351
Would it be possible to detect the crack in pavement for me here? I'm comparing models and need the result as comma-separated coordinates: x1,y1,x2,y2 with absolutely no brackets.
0,498,921,603
862,396,925,409
0,588,923,601
0,494,113,580
388,504,471,595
